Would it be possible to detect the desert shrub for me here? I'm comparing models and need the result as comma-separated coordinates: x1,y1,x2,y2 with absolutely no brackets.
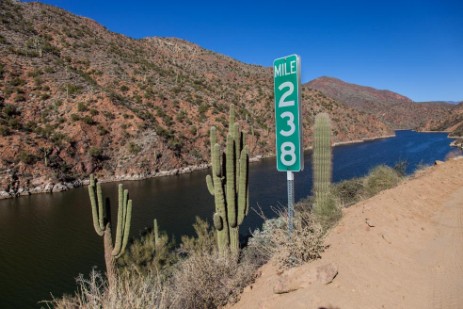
64,83,83,96
332,177,365,207
312,192,342,229
46,268,167,309
128,142,142,155
82,115,97,125
89,147,103,160
0,125,10,136
77,102,87,112
2,103,20,116
117,224,175,278
364,165,401,197
178,217,216,256
18,151,38,165
393,160,408,177
248,204,326,269
166,250,256,309
70,114,80,122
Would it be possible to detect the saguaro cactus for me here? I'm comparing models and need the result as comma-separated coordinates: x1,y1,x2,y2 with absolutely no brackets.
206,105,249,256
88,175,132,287
312,113,337,223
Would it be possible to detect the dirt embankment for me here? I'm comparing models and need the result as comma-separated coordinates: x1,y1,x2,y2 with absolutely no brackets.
231,157,463,309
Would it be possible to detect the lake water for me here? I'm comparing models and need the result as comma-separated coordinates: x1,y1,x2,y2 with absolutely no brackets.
0,130,460,308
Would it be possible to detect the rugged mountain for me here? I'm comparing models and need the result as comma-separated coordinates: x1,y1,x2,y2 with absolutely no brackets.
431,102,463,137
307,77,455,130
0,0,392,196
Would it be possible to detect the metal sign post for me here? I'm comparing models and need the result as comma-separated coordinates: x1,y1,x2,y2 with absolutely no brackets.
273,54,303,237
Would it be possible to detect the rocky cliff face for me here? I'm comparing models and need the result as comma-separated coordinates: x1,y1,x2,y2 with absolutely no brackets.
1,0,393,197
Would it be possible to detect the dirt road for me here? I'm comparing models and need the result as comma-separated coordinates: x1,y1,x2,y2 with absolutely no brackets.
231,157,463,309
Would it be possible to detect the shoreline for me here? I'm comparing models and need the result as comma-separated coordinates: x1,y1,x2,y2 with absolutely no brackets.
0,131,445,201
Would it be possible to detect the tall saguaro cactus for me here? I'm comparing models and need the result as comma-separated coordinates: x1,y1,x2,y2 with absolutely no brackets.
312,113,336,223
88,175,132,287
206,105,249,256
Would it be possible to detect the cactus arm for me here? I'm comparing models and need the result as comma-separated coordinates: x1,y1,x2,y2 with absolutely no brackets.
212,143,221,177
237,146,248,225
112,184,124,256
228,104,235,130
206,175,215,195
122,189,128,234
115,199,132,258
96,184,105,231
210,126,217,154
88,182,104,236
232,124,241,186
226,134,237,228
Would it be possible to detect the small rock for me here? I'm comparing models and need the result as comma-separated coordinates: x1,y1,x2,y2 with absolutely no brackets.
20,190,30,196
44,182,54,192
273,275,300,294
52,183,68,192
434,160,444,165
316,263,338,285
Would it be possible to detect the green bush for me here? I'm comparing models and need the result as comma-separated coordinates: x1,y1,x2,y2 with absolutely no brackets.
77,102,88,112
89,147,103,159
70,114,80,122
82,115,97,125
18,151,38,165
364,165,401,197
117,222,175,277
0,125,11,136
128,142,142,154
332,178,364,207
2,103,20,116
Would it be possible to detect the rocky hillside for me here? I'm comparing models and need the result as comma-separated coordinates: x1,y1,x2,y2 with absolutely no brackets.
431,102,463,137
0,0,393,197
307,77,455,130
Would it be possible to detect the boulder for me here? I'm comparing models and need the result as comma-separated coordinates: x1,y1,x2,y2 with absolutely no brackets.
52,183,68,192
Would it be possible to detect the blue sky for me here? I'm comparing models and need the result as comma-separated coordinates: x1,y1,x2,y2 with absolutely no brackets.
26,0,462,102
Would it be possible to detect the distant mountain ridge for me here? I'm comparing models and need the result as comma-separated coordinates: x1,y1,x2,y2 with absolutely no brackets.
307,77,455,130
432,102,463,137
0,0,393,196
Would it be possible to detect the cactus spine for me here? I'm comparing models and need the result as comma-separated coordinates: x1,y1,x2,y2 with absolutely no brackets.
206,105,249,256
88,175,132,287
312,113,335,219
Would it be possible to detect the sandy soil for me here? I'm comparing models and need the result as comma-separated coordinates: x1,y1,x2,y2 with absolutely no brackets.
231,157,463,309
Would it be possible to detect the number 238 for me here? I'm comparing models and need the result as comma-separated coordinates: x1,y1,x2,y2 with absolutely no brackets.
277,81,298,166
278,81,296,137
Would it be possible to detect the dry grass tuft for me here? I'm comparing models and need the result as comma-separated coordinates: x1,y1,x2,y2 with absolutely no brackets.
248,204,326,269
167,251,256,309
364,165,401,196
45,268,167,309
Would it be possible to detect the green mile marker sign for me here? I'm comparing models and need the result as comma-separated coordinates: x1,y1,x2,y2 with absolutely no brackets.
273,54,303,172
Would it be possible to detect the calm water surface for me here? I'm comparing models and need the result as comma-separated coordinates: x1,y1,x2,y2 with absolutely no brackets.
0,130,460,308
